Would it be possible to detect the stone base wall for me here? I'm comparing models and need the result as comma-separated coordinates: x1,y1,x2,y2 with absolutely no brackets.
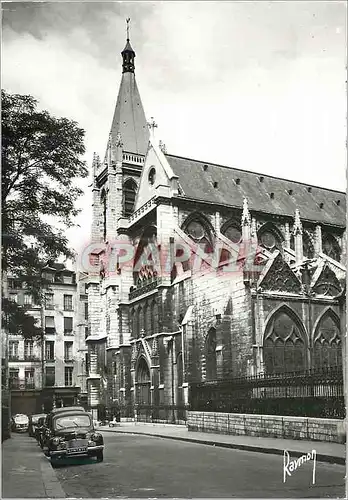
187,411,346,443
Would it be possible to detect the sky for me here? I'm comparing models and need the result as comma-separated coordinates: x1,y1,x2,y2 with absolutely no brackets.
2,0,347,257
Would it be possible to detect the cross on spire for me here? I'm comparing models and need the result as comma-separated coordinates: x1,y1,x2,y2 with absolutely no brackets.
148,117,158,137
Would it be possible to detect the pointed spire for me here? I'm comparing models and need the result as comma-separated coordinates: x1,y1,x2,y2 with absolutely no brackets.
241,197,251,226
293,208,303,235
122,18,135,73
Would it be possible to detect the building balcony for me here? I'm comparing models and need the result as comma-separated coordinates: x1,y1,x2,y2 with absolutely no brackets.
45,328,56,335
64,358,74,363
24,355,41,362
9,355,19,362
9,379,20,389
9,379,36,390
25,381,35,389
64,330,74,336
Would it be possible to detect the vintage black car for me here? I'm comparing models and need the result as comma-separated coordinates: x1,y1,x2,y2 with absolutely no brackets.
11,414,29,433
28,413,46,438
41,406,86,449
45,410,104,466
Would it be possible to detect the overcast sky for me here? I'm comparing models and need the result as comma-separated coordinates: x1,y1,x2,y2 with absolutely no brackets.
2,1,347,255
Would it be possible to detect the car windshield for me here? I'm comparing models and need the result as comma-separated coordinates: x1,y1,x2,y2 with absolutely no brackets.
32,414,45,423
14,414,28,422
54,414,91,429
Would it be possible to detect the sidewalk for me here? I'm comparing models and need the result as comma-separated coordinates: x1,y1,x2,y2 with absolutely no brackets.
2,433,65,498
101,421,346,466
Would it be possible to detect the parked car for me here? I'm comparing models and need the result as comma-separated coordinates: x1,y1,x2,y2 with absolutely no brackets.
41,406,86,450
35,416,47,446
11,414,29,433
28,413,46,438
45,410,104,466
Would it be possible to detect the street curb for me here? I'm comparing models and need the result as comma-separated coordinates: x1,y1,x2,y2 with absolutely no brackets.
40,455,66,498
101,429,345,466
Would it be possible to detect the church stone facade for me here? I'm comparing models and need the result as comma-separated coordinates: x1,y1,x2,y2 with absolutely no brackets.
85,35,346,420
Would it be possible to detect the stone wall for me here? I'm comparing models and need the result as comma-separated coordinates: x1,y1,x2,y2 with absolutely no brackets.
187,411,345,443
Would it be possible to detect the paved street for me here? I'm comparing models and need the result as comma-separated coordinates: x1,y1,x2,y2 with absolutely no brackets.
52,432,345,498
2,432,345,498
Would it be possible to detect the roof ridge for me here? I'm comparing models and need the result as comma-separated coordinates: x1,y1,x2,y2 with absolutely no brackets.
165,152,345,195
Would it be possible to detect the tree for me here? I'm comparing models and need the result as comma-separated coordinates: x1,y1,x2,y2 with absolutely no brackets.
2,89,88,337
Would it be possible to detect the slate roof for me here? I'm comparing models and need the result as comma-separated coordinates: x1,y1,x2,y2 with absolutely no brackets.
108,72,149,157
166,154,346,227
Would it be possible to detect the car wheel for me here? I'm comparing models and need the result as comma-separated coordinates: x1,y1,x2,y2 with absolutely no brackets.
51,458,58,468
96,451,103,462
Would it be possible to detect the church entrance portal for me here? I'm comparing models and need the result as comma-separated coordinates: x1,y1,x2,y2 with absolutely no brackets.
135,357,151,421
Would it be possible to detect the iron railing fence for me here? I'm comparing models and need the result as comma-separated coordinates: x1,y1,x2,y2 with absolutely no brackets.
190,366,345,419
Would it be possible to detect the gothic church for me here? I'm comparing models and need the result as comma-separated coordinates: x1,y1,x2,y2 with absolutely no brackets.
85,34,346,420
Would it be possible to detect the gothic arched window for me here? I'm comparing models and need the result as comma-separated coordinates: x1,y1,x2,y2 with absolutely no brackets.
150,300,157,335
303,232,315,259
205,328,217,380
131,308,136,339
263,308,307,374
183,216,214,254
258,224,283,254
290,232,315,259
123,179,137,217
313,311,341,369
133,226,158,286
222,224,242,244
322,233,341,262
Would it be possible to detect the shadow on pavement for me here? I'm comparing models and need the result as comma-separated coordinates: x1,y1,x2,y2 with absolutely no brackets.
50,456,103,468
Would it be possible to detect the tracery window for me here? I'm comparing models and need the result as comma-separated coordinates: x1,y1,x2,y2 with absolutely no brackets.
123,179,137,217
259,230,282,253
205,328,217,380
303,233,315,259
222,224,242,244
133,227,158,287
257,223,284,255
290,232,315,259
183,217,214,254
131,308,137,339
322,233,341,262
220,222,242,263
150,300,158,335
313,312,341,368
263,309,307,374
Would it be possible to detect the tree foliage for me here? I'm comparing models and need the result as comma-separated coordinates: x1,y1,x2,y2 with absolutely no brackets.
2,89,88,337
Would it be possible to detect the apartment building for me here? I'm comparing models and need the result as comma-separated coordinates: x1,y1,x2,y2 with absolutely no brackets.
8,264,89,414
